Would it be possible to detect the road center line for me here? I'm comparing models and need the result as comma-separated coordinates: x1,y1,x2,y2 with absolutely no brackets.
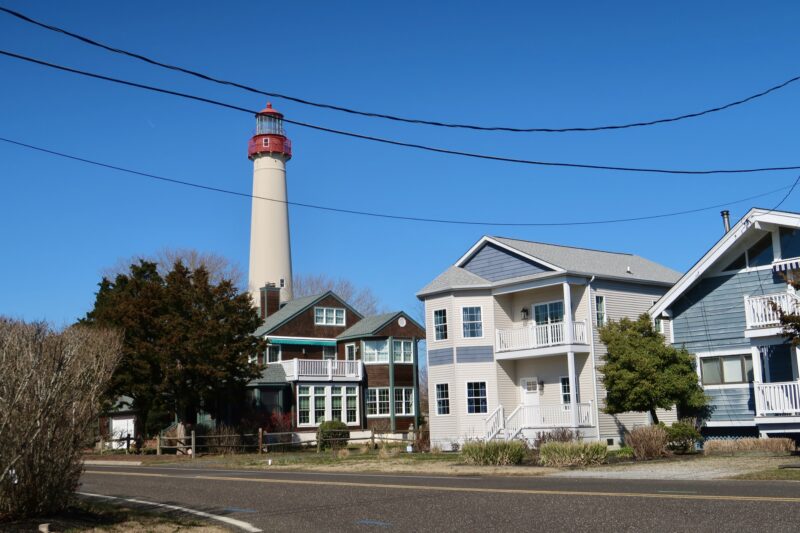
83,470,800,504
77,491,262,532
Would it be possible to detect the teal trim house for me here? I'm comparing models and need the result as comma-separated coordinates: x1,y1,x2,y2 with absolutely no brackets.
651,208,800,438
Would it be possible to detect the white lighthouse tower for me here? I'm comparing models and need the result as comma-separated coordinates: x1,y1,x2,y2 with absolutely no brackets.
247,103,293,308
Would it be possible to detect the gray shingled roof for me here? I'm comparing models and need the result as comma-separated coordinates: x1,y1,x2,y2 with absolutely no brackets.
253,292,327,337
415,265,491,297
493,237,681,284
249,364,289,385
417,237,681,297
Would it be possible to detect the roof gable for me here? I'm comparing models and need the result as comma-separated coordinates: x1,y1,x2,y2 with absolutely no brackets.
254,291,364,337
337,311,425,340
461,242,553,282
650,208,800,318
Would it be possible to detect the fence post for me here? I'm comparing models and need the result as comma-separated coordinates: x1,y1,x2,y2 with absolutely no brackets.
258,428,263,455
99,437,104,455
126,433,131,454
370,428,375,449
191,430,196,459
156,434,161,456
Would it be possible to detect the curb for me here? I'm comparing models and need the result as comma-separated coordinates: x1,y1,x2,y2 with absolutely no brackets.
84,460,143,466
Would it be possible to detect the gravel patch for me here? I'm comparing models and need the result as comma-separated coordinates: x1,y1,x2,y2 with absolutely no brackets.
551,455,800,480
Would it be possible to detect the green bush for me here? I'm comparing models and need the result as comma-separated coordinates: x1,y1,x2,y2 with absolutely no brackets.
665,420,702,453
316,420,349,451
625,425,668,460
611,445,635,460
538,442,608,467
461,440,528,466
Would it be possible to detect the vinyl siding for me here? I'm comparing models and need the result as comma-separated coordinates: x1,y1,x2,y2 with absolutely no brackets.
705,387,755,422
462,243,551,282
456,345,493,363
671,269,786,353
591,280,675,439
428,347,454,366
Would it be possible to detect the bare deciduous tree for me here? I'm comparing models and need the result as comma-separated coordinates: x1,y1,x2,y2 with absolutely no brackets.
293,274,381,316
0,319,122,519
102,247,244,288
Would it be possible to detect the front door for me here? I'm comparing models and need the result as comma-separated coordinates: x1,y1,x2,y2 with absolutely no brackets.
520,377,540,407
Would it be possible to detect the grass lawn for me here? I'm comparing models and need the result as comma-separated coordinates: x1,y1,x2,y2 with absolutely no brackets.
1,499,225,532
733,468,800,481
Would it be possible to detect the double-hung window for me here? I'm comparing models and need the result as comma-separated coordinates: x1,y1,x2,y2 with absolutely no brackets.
298,386,311,425
266,345,281,363
314,307,346,326
462,307,483,338
345,386,358,423
366,387,390,416
363,340,389,363
323,346,336,360
560,377,571,404
466,381,487,414
435,384,450,415
313,386,326,424
595,296,606,327
392,340,413,363
433,309,448,341
331,386,343,422
394,388,415,416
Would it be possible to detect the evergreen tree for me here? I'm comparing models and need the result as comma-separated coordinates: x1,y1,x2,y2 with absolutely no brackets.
598,314,706,424
83,259,264,432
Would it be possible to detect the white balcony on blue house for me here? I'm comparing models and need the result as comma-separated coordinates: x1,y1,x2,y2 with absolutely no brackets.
744,292,800,337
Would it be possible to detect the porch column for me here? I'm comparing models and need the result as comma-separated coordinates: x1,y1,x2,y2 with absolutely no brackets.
388,336,396,432
567,351,578,428
751,345,764,416
562,282,574,344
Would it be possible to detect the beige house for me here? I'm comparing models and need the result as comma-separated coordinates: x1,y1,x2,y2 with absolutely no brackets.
417,236,681,449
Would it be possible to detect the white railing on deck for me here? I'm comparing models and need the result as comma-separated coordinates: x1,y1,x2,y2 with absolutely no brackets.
485,405,505,440
755,381,800,415
496,321,587,353
503,402,593,440
280,359,362,381
744,293,800,329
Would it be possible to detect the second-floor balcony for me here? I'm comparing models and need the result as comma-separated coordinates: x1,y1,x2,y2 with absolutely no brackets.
744,293,800,330
496,321,588,354
279,359,363,381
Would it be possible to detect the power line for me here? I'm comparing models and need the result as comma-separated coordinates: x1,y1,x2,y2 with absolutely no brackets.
3,49,800,176
0,136,793,227
1,4,797,134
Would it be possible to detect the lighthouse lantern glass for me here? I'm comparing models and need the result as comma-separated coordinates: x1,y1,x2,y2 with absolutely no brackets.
256,114,285,136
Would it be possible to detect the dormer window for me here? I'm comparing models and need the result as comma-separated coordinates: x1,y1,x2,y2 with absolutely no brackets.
314,307,345,326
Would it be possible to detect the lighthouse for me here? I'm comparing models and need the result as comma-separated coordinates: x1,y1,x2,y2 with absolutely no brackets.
247,103,293,308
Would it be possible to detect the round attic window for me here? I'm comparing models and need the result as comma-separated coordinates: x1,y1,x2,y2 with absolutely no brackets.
398,317,407,327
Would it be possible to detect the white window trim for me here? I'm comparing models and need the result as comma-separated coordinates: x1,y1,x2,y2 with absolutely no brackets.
266,344,282,363
362,339,390,365
559,376,571,405
434,383,451,416
392,339,414,364
595,295,606,327
465,380,488,415
313,306,347,327
394,387,415,416
432,308,448,342
345,343,356,361
297,384,361,427
697,352,754,387
366,387,391,418
460,305,485,340
532,299,565,326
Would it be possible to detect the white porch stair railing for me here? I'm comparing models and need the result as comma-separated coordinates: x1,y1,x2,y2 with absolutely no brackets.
755,380,800,416
744,293,800,329
496,321,587,353
485,402,593,441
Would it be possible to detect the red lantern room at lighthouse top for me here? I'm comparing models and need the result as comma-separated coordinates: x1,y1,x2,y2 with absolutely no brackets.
248,102,292,161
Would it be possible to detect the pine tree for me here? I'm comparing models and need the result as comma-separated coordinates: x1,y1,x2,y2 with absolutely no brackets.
598,314,706,424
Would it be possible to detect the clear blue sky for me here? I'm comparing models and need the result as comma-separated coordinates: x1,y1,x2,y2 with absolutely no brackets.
1,1,799,325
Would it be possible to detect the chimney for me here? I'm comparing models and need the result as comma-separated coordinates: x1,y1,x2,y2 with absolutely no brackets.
721,210,731,234
259,283,281,319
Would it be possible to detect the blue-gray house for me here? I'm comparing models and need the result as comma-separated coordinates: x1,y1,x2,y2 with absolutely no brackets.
650,208,800,438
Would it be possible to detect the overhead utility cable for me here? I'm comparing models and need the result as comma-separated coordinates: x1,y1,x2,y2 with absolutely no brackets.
3,49,800,176
1,4,798,134
0,136,794,227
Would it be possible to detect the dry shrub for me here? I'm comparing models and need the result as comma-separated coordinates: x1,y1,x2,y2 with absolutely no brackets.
378,444,401,459
625,425,668,460
202,424,243,455
461,440,528,466
337,448,351,459
430,445,443,455
533,428,580,448
539,442,608,467
703,438,796,455
0,319,122,520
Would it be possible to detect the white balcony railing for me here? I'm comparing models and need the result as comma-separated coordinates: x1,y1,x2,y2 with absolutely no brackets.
503,403,593,440
744,293,800,329
279,359,363,381
755,381,800,416
496,321,587,353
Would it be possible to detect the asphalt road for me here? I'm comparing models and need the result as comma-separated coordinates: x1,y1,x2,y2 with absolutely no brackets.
80,464,800,532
